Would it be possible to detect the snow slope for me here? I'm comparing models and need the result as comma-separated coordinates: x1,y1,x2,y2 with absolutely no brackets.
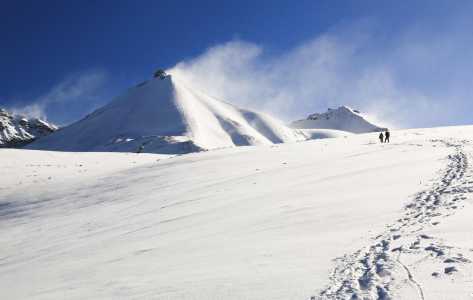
27,75,305,154
0,108,57,147
3,126,473,299
291,106,387,134
299,128,353,140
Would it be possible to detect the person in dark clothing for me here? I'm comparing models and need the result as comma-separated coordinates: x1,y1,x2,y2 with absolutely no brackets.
379,132,384,143
384,130,390,143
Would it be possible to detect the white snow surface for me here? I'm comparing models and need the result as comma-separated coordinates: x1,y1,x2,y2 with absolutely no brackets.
27,75,305,154
299,128,353,140
3,126,473,299
291,106,387,134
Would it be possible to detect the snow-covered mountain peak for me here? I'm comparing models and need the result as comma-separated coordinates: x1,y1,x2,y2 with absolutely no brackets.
27,74,306,154
291,105,387,134
307,106,361,120
0,108,57,148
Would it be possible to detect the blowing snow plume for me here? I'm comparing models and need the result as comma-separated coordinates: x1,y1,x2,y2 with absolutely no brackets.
27,75,305,154
167,36,410,128
168,12,473,129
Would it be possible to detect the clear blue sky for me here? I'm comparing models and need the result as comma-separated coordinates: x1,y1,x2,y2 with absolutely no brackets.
1,0,471,126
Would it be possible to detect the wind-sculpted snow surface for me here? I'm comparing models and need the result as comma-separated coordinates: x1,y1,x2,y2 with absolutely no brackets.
3,126,473,299
316,138,473,300
27,75,305,154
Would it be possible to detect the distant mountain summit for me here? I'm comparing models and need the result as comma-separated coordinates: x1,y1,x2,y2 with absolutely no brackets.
0,108,57,148
27,74,305,154
290,106,386,134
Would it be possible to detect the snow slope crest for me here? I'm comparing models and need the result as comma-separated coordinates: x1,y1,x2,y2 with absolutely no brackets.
291,106,387,134
0,108,57,147
27,75,305,154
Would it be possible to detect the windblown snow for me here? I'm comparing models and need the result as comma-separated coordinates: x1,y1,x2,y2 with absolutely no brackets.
291,106,387,134
2,126,473,299
27,75,305,154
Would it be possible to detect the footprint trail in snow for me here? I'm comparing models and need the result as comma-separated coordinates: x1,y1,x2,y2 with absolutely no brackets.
315,139,473,300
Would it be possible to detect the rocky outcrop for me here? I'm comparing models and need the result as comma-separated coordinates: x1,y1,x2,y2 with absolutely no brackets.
0,108,58,148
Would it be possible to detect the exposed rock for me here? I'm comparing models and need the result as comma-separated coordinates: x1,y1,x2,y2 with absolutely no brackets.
0,108,58,148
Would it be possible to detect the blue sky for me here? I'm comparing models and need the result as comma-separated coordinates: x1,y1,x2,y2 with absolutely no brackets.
1,0,472,127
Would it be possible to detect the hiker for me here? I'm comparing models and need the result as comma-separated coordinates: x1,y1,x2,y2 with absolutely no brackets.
384,130,390,143
379,132,384,143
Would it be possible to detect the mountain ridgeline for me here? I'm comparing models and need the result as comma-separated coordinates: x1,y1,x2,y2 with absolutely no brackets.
22,73,387,154
291,106,387,134
0,109,57,148
27,75,306,154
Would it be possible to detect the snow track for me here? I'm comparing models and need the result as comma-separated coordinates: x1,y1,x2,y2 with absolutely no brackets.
315,139,473,300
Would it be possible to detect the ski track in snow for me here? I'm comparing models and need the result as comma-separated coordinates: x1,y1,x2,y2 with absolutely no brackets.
315,138,473,300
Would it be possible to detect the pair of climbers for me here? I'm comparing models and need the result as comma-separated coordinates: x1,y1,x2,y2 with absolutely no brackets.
379,130,390,143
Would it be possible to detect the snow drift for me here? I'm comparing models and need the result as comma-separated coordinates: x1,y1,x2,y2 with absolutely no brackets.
291,106,387,134
0,108,57,148
27,75,305,154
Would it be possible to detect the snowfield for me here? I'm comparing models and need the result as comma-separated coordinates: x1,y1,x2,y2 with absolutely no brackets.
298,128,353,140
2,126,473,299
